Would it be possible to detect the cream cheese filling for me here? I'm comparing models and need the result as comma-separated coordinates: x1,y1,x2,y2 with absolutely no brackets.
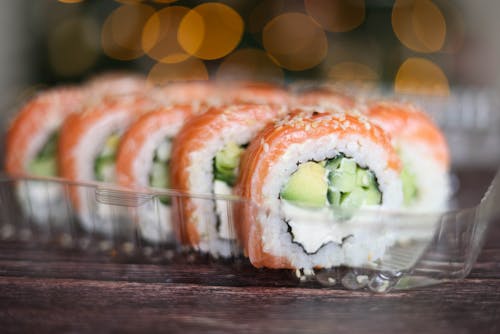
214,180,236,240
282,200,350,254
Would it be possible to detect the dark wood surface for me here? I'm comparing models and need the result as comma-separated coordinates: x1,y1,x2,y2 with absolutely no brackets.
1,170,499,334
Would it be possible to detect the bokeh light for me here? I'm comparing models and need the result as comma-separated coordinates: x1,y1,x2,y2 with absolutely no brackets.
216,48,284,84
101,3,155,60
49,17,100,77
147,58,209,84
392,0,446,53
142,6,191,63
178,3,244,60
328,62,378,84
263,13,328,71
395,57,449,96
58,0,84,3
305,0,365,32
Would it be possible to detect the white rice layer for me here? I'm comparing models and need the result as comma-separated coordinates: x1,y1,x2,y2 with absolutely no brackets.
399,140,450,212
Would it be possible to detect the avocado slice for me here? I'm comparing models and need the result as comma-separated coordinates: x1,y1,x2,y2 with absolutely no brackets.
94,133,121,182
149,161,170,205
28,156,57,177
150,161,169,188
214,142,245,186
281,161,328,208
328,157,357,193
28,132,59,177
401,166,418,205
326,155,382,213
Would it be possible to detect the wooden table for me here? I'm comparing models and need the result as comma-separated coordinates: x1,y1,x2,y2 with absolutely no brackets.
1,170,499,333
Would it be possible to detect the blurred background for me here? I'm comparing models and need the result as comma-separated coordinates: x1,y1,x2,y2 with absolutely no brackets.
2,0,500,92
0,0,499,165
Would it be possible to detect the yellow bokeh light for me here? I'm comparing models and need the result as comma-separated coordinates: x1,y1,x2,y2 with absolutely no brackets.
58,0,84,3
101,4,155,60
305,0,365,32
147,58,209,85
263,13,328,71
178,3,244,60
216,48,284,84
49,17,100,77
142,6,191,63
328,62,378,84
392,0,446,53
395,57,449,96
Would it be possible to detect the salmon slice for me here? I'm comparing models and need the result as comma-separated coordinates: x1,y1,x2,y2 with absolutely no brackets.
221,82,291,105
85,72,150,97
363,100,449,169
293,87,356,110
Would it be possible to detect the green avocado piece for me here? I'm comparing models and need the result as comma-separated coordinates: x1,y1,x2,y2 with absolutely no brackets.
150,161,169,188
329,158,357,193
28,132,59,177
100,134,121,158
214,142,245,186
325,155,382,213
281,161,328,208
325,154,343,171
356,168,373,188
401,166,418,205
28,157,57,177
149,162,171,205
215,142,244,171
38,132,59,159
340,188,365,209
327,189,341,206
94,156,115,182
364,183,382,205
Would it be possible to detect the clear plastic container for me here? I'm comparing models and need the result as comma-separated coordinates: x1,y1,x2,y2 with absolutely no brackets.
0,166,498,293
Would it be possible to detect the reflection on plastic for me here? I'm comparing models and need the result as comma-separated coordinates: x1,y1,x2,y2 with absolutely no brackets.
0,170,498,293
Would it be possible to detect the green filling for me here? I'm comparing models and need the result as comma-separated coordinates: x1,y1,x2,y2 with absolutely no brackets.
401,165,418,205
280,154,382,215
28,132,59,177
149,139,171,205
213,142,245,186
94,134,120,182
281,161,328,208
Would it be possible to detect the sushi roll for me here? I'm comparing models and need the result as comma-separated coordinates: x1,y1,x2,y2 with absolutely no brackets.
170,103,288,257
222,82,290,105
115,104,198,243
85,72,150,96
158,81,222,106
4,87,84,225
234,109,404,269
293,86,356,110
58,93,158,235
363,100,450,211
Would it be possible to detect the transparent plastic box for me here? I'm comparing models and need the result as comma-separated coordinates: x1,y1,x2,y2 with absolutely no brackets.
1,89,500,293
